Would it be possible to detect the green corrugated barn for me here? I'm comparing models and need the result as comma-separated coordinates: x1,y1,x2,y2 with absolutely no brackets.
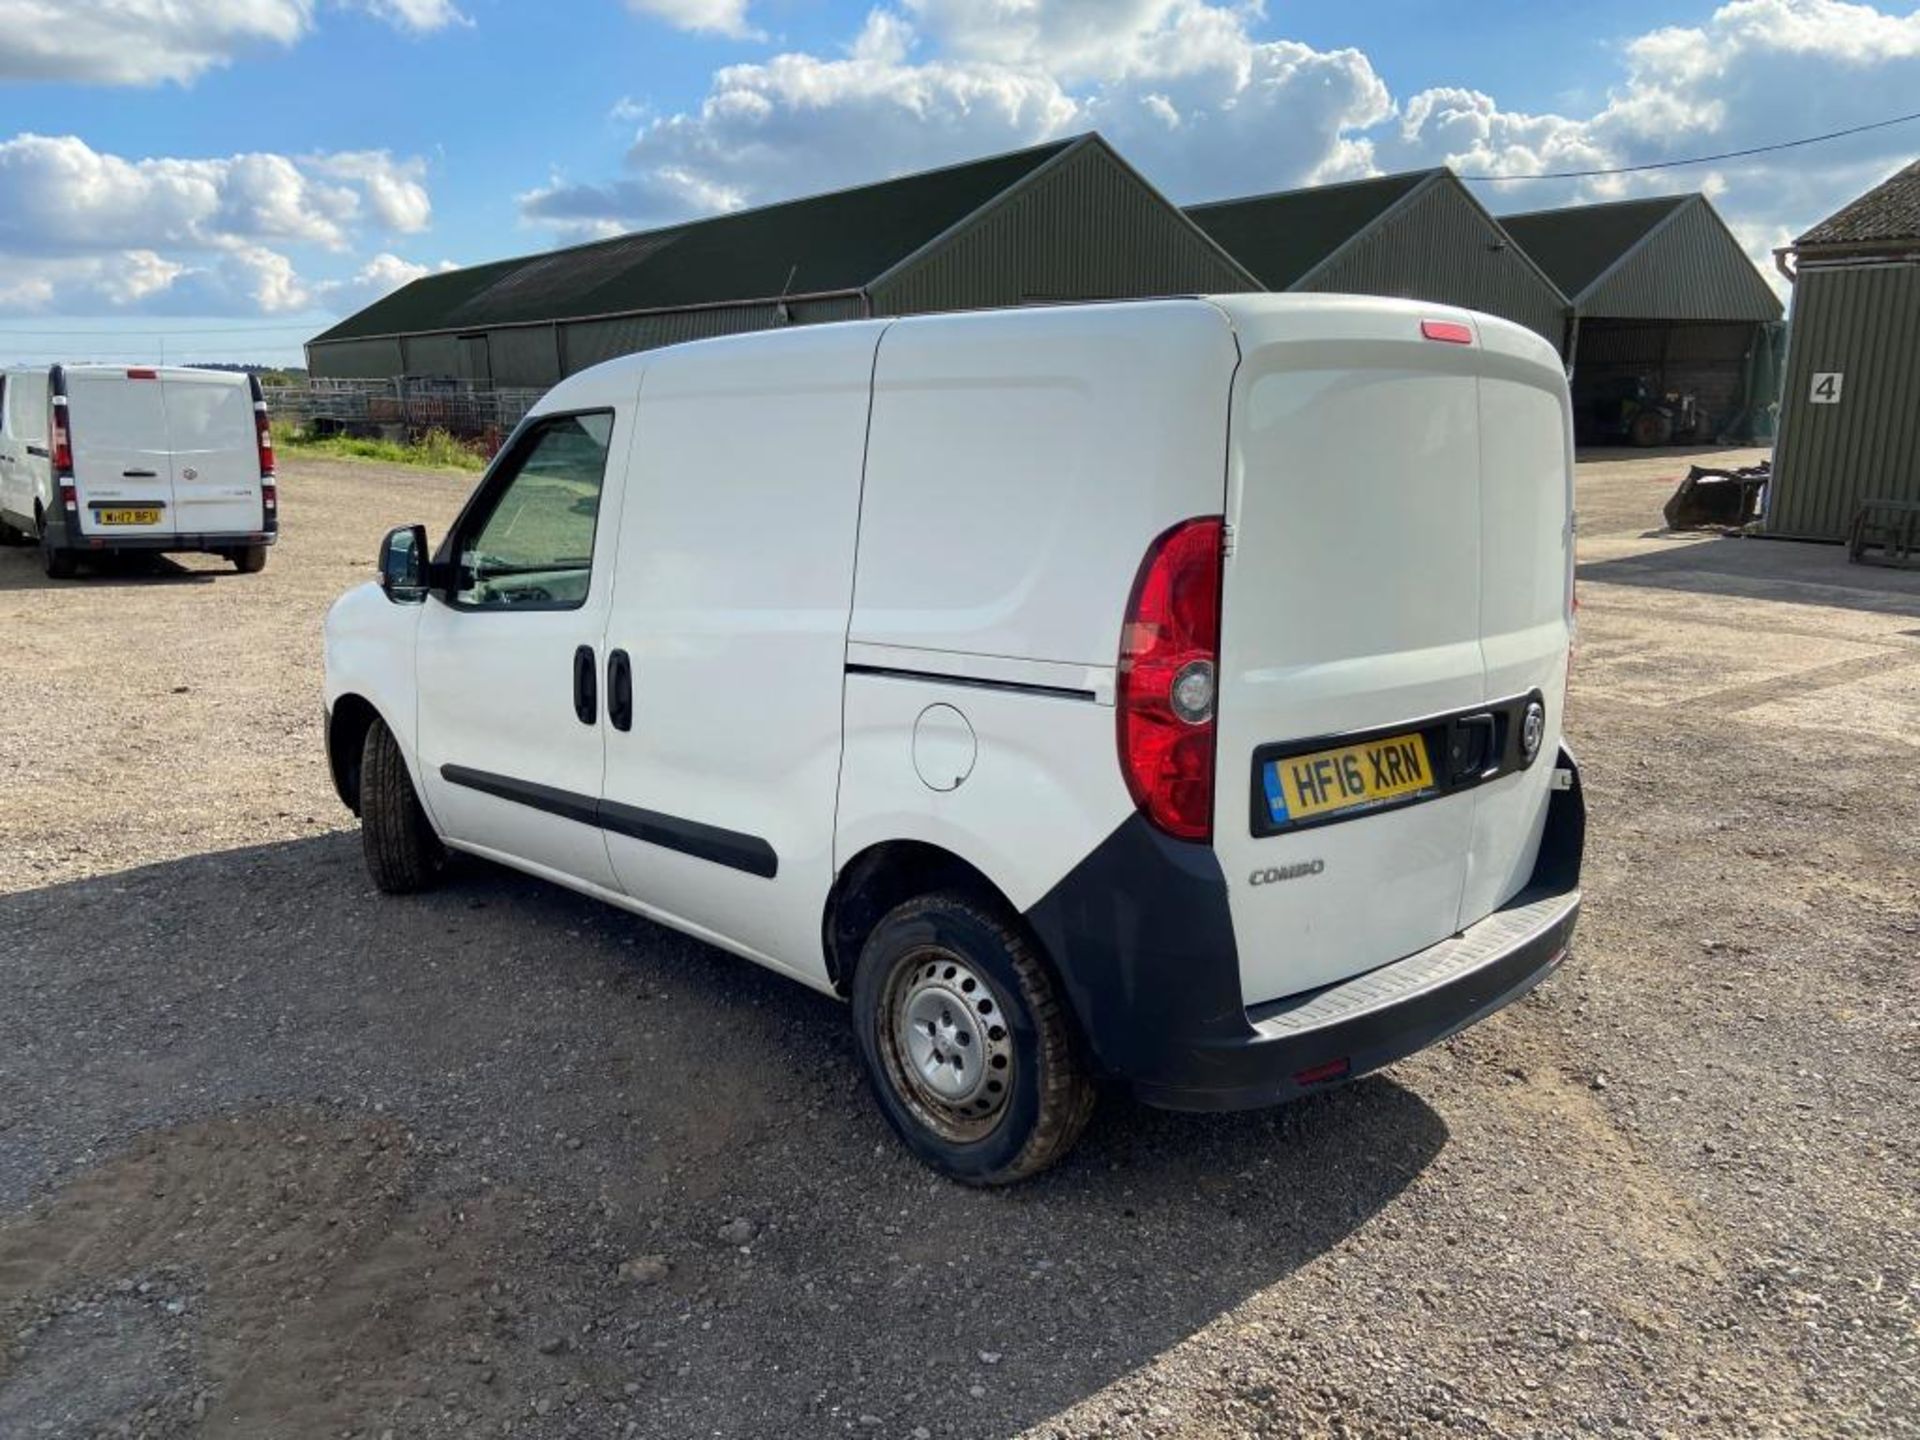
305,135,1258,386
1767,158,1920,541
1499,194,1784,446
1185,169,1572,352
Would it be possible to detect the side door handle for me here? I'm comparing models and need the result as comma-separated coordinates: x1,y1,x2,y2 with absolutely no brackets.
572,644,597,725
607,649,633,733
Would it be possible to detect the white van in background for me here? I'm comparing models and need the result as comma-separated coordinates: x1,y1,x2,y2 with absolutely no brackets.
324,295,1585,1184
0,365,279,579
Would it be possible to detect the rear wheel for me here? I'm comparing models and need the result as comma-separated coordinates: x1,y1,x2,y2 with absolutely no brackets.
0,517,28,546
852,892,1096,1185
38,511,76,580
1629,410,1673,447
359,717,446,894
232,544,268,574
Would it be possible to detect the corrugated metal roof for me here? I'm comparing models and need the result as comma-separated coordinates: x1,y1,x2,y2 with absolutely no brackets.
312,138,1077,343
1796,157,1920,249
1293,174,1570,346
1183,171,1434,290
1498,195,1688,299
1500,193,1781,322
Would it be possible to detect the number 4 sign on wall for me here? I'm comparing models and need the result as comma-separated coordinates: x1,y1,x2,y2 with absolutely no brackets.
1810,373,1844,404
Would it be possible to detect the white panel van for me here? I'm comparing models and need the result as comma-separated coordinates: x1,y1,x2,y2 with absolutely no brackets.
0,365,279,579
323,296,1585,1184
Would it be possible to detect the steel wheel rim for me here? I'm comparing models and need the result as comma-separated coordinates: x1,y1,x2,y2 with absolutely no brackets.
879,947,1015,1143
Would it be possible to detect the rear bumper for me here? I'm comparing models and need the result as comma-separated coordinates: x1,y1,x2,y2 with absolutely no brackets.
43,515,276,554
1025,745,1585,1112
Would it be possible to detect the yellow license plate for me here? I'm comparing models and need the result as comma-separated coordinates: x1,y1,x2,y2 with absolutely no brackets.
97,508,161,526
1263,731,1435,827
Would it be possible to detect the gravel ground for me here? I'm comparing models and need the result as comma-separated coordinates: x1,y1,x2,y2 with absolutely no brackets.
0,448,1914,1438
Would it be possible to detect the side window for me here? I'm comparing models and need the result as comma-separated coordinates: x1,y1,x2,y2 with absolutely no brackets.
7,372,47,444
456,411,613,610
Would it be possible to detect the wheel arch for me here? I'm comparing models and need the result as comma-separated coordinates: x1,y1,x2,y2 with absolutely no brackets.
325,692,387,815
823,840,1025,996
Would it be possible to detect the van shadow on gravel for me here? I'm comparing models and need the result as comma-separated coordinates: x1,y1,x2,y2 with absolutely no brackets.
0,544,219,592
0,835,1447,1437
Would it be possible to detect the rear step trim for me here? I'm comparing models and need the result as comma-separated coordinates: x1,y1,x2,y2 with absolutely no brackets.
1249,889,1576,1034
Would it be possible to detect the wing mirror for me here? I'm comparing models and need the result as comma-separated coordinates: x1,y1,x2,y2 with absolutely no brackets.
378,524,430,603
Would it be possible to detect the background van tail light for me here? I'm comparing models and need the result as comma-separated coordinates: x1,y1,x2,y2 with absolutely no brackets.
1117,516,1224,841
250,379,278,532
50,395,73,479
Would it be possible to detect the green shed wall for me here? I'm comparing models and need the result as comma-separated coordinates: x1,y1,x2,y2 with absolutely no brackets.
488,325,562,388
1767,261,1920,541
308,336,404,380
869,140,1253,315
1297,179,1569,350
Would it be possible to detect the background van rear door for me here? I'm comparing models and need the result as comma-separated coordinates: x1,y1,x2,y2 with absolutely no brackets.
65,370,175,539
161,372,262,536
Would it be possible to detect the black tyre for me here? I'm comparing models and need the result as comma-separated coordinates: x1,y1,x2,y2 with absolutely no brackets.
0,518,28,547
359,717,446,894
232,545,268,574
1629,410,1673,447
852,892,1096,1185
39,516,76,580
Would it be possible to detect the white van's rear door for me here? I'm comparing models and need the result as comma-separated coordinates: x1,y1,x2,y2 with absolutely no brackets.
161,371,262,536
1211,298,1487,1006
1458,320,1575,924
65,369,176,540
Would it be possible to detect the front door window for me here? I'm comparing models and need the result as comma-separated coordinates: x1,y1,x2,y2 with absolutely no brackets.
457,411,613,609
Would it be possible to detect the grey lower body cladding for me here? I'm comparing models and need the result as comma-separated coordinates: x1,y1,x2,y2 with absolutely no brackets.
1023,747,1585,1111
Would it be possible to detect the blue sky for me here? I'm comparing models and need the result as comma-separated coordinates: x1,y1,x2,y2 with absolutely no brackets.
0,0,1916,367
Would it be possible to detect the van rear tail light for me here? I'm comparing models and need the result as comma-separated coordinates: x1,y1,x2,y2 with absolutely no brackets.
1117,516,1223,841
253,391,278,532
50,395,73,477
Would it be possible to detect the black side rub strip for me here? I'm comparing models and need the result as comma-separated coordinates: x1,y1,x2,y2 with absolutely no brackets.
439,765,777,879
600,797,777,878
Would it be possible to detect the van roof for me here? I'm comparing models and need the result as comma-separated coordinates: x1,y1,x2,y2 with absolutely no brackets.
55,364,251,384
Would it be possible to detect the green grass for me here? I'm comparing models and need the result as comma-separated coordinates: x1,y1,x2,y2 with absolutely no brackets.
272,420,489,472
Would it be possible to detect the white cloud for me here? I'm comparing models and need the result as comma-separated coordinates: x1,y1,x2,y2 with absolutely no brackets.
528,0,1920,307
626,0,762,40
315,251,459,312
350,0,468,33
523,3,1392,234
307,151,434,232
0,135,433,257
1379,0,1920,291
0,0,310,86
0,134,441,317
0,0,468,88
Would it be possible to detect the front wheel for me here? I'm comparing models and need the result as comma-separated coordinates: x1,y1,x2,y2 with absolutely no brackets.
359,717,446,894
852,893,1096,1185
